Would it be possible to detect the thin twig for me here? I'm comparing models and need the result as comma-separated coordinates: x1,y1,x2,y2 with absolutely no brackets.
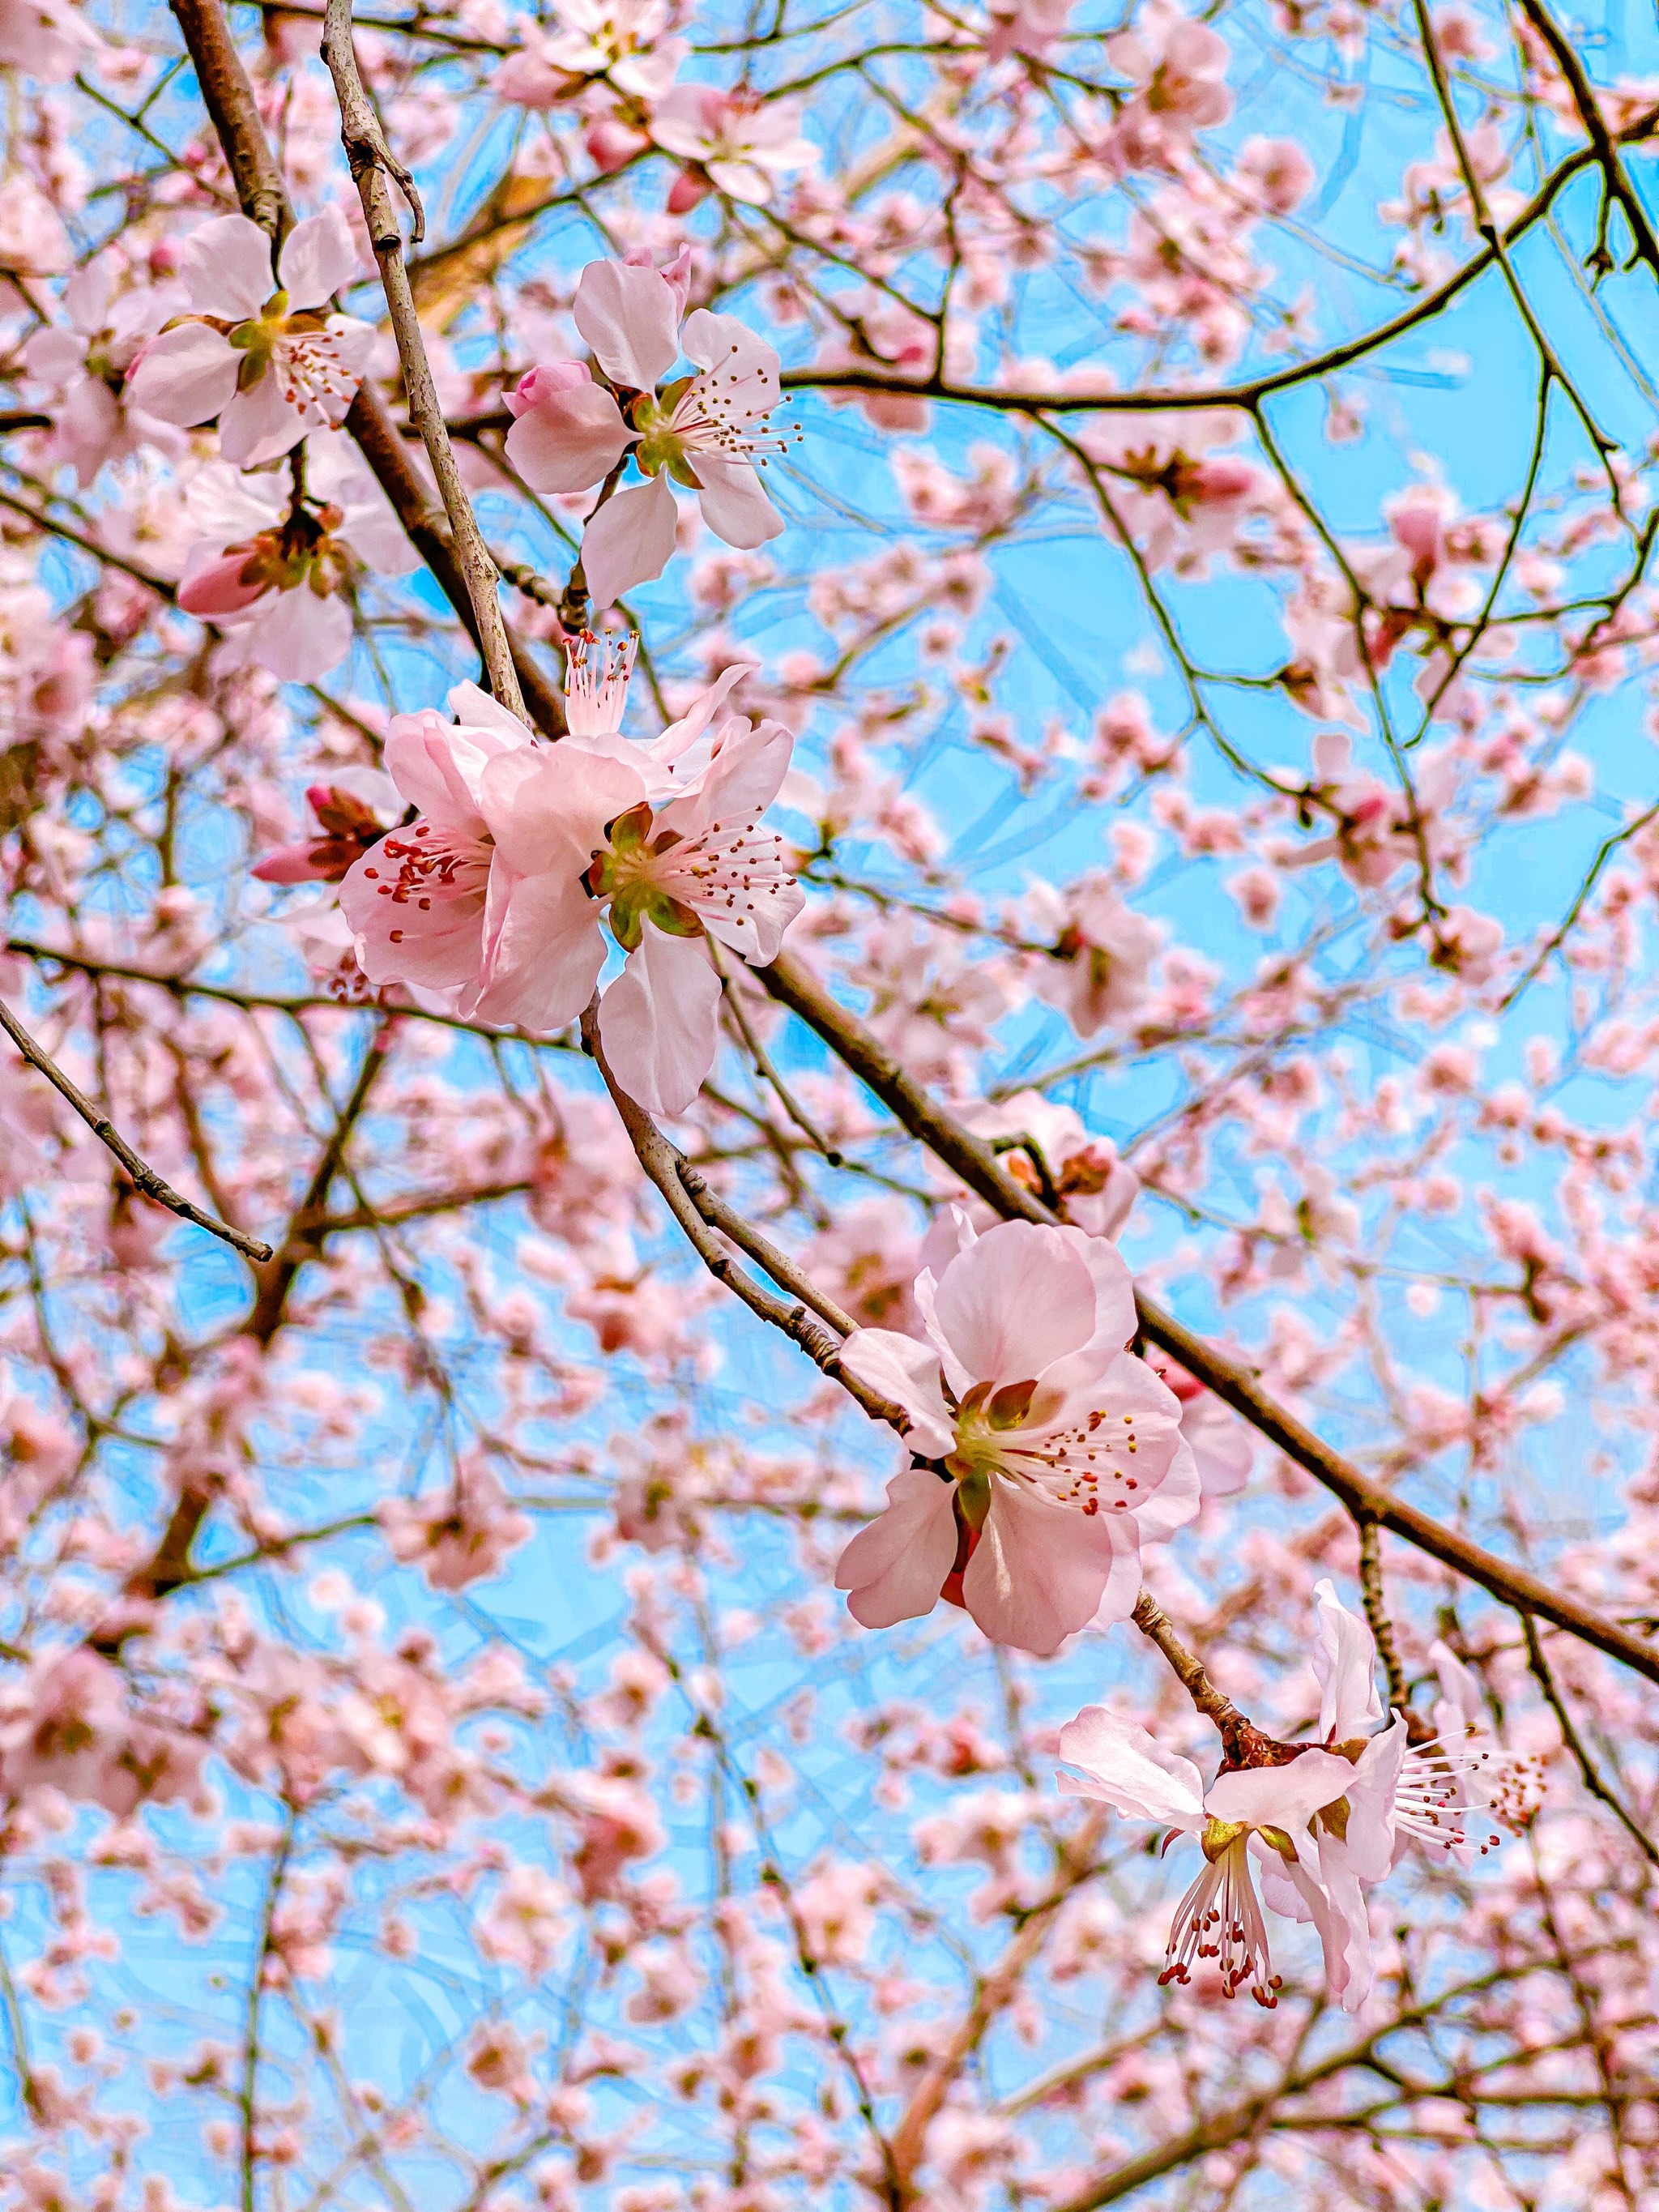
1357,1517,1410,1716
578,999,904,1426
0,996,272,1262
321,0,526,718
707,935,842,1164
1520,1614,1659,1868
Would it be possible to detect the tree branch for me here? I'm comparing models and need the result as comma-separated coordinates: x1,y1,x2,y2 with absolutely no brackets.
0,993,272,1263
757,947,1659,1689
321,0,526,720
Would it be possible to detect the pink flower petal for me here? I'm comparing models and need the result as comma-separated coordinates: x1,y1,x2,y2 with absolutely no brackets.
1205,1750,1354,1829
124,323,240,429
579,474,678,608
181,213,275,321
479,742,642,877
245,587,352,681
964,1479,1116,1654
219,369,304,465
471,869,607,1034
1311,1579,1384,1742
691,456,783,551
1056,1706,1206,1826
572,259,680,391
277,204,358,309
836,1330,953,1454
834,1465,957,1629
504,382,632,495
597,921,721,1116
926,1219,1097,1386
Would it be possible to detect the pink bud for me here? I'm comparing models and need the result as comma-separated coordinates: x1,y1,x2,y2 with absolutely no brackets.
252,837,369,885
585,117,646,173
178,549,267,617
666,167,711,216
506,359,591,419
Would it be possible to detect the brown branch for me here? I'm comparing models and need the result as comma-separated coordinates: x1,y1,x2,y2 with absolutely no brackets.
0,993,271,1262
168,0,566,737
1358,1517,1409,1715
578,999,907,1428
1514,0,1659,285
756,946,1659,1689
322,0,525,720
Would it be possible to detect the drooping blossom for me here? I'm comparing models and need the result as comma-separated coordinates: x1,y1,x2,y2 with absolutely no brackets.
1027,874,1161,1036
1258,1583,1535,2007
338,681,535,1010
649,84,817,210
126,208,375,467
23,253,186,485
505,254,792,606
834,1215,1200,1655
339,638,804,1112
962,1089,1141,1240
176,437,419,679
253,765,403,885
493,0,685,105
1057,1705,1355,2005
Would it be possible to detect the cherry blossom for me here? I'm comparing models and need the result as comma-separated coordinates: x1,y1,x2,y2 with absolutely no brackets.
125,207,374,466
1056,1706,1355,2005
23,253,186,485
340,639,802,1110
836,1217,1199,1654
175,436,420,678
338,681,535,1009
505,254,792,605
253,766,402,886
474,638,804,1109
0,0,99,81
962,1089,1141,1240
649,84,817,209
1027,874,1162,1036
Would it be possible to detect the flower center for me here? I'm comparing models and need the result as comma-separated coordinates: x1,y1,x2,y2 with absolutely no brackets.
945,1377,1148,1518
358,822,493,942
1160,1830,1283,2007
631,359,795,481
586,800,794,956
228,291,356,412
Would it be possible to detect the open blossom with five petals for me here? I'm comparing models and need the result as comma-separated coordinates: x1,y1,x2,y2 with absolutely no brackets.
126,208,375,467
339,638,804,1113
23,253,186,486
505,254,791,607
472,635,804,1112
1067,1582,1536,2017
650,83,817,209
493,0,686,105
1057,1706,1355,2006
834,1215,1199,1655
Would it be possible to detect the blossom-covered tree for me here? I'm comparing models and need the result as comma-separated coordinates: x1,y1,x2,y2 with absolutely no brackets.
0,0,1657,2202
